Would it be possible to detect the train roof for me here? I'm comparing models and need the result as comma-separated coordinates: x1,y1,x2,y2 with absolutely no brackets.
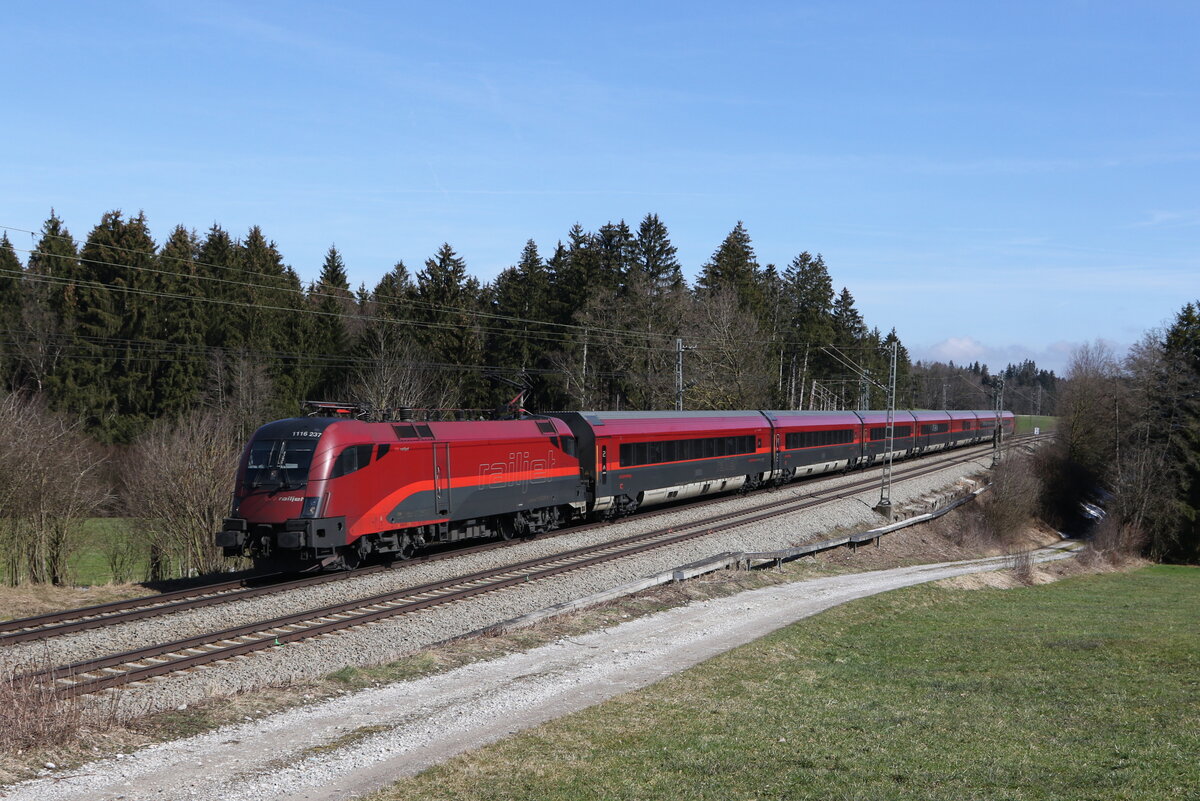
254,416,574,443
761,410,864,426
854,410,919,425
548,410,769,437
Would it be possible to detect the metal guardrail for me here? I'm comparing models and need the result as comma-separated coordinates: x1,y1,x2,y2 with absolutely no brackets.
738,484,990,569
488,485,993,634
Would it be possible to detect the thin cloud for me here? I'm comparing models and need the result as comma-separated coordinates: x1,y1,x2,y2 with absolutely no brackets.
1128,209,1200,228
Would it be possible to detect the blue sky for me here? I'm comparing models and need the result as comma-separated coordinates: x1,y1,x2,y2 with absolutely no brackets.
3,1,1197,373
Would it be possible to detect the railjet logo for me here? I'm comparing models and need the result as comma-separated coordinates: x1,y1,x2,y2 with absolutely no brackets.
478,450,556,493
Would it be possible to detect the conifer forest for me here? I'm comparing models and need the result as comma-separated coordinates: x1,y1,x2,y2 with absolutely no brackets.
6,209,1198,580
0,211,1057,444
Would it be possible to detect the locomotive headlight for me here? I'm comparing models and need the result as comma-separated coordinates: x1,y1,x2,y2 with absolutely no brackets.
300,496,322,518
230,493,241,515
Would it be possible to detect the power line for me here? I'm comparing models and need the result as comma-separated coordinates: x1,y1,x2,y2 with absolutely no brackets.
5,222,707,344
3,222,932,354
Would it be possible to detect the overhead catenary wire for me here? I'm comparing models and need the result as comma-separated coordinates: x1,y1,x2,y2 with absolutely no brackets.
4,223,717,347
2,222,927,355
0,250,909,360
2,221,1055,410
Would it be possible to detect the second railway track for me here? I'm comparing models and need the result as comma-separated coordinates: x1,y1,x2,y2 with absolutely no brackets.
24,442,1016,697
1,436,1025,648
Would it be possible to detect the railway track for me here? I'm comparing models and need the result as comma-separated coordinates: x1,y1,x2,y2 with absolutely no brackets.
1,436,1025,648
24,442,1016,697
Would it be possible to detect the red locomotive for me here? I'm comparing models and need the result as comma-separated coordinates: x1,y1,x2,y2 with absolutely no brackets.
216,405,1015,569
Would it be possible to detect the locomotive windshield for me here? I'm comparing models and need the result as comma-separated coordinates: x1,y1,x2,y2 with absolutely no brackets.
244,438,319,490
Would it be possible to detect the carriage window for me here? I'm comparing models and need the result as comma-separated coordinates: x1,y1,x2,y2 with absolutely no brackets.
870,425,912,440
786,429,854,449
618,435,754,467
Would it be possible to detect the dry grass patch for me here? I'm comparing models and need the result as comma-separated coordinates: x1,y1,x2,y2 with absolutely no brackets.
0,583,151,623
301,724,392,758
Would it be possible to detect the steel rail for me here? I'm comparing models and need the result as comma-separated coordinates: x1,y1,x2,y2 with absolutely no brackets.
5,434,1035,649
33,442,1015,696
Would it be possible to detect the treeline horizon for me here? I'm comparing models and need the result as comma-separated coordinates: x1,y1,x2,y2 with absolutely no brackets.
0,209,1057,445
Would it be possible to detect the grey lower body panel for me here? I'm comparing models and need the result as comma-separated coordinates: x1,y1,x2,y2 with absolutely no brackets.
386,477,586,527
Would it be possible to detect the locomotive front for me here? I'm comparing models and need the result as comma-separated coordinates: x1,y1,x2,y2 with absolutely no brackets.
216,417,347,566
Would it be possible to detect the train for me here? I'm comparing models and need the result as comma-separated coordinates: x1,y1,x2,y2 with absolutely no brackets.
215,406,1015,569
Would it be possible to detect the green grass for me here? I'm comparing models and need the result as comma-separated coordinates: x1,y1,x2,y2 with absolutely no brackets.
67,518,145,585
1015,415,1057,435
373,566,1200,801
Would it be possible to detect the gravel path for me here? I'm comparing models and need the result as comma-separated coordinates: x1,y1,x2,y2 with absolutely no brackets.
1,449,992,710
3,541,1077,801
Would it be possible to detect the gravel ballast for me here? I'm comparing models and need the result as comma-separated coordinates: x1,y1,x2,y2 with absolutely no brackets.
45,451,995,717
2,540,1077,801
0,450,993,700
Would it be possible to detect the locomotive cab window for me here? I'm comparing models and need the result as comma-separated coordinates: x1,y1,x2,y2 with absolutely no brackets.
244,438,318,489
331,444,375,479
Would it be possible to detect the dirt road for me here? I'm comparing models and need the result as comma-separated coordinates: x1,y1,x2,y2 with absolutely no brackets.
6,544,1077,801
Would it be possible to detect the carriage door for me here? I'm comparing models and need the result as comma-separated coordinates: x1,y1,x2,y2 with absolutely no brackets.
432,443,451,516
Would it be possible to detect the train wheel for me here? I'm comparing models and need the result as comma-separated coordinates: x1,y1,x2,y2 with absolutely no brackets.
341,538,371,570
397,537,416,560
498,517,516,541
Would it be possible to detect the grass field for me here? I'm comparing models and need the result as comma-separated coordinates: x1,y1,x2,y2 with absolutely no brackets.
1015,414,1057,435
67,518,144,586
374,566,1199,801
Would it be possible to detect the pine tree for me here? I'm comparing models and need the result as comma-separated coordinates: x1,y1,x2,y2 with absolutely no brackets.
28,211,80,330
0,233,21,308
487,240,557,407
782,253,837,389
318,244,349,291
594,220,635,292
633,213,683,295
21,212,79,395
550,224,603,326
371,261,416,321
154,225,207,416
414,243,484,409
309,245,355,396
197,224,245,350
1161,301,1200,561
52,210,159,441
0,234,23,388
830,286,866,348
696,221,762,313
239,226,308,416
881,327,913,408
